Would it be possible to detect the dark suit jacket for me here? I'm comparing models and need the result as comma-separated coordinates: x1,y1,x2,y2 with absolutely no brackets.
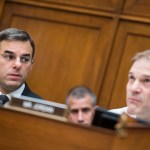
21,83,42,99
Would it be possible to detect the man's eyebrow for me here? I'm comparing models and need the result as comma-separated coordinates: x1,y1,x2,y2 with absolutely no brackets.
4,50,31,57
129,71,150,78
21,54,31,57
128,72,135,77
4,50,14,54
143,75,150,78
71,108,78,111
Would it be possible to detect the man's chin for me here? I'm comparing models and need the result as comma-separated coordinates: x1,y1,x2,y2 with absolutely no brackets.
127,104,137,115
127,104,141,115
5,82,22,90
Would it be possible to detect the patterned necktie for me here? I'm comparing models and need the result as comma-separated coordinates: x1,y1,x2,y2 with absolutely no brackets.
0,95,9,106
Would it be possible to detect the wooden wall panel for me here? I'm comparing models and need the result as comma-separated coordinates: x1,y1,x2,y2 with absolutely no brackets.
40,0,121,12
123,0,150,18
99,21,150,108
0,2,115,103
0,108,114,150
0,0,4,19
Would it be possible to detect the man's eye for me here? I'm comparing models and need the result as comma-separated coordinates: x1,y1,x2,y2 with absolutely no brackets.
20,57,30,63
144,79,150,83
4,54,15,60
82,108,90,113
71,109,78,114
128,75,135,82
129,75,134,80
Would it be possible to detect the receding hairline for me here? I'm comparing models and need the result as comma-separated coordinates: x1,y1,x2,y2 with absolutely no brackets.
66,86,97,106
132,49,150,62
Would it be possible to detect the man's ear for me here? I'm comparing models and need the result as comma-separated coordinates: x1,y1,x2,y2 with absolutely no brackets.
31,59,34,64
29,59,34,72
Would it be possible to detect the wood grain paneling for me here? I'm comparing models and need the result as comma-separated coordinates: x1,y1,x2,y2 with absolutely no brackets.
31,0,121,12
0,107,149,150
0,0,4,19
0,107,114,150
123,0,150,18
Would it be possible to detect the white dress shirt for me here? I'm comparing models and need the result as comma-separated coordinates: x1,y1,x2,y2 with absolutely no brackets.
0,83,25,107
109,107,136,119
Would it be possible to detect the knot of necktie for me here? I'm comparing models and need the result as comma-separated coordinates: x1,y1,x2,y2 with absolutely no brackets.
0,95,9,106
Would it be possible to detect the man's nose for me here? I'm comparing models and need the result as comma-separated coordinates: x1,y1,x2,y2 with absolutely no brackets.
130,80,142,93
12,57,22,68
77,111,84,123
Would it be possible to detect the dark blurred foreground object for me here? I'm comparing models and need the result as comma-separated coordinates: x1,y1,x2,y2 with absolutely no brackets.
92,107,150,131
92,107,120,130
0,95,9,106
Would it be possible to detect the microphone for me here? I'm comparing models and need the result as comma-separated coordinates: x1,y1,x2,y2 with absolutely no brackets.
0,95,9,106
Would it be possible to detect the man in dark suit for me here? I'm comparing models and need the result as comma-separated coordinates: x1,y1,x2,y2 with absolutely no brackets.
22,83,41,99
0,28,42,106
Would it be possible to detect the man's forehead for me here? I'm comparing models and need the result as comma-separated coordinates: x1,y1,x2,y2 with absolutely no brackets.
130,59,150,75
69,96,93,107
0,40,32,55
69,95,92,102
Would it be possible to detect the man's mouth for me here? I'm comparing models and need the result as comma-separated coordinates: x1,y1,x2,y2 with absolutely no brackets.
8,74,22,80
128,97,141,104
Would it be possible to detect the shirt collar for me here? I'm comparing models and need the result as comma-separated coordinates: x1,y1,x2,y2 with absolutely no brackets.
10,83,25,97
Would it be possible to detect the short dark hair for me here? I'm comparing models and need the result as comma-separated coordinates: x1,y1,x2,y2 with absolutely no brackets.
0,28,35,58
66,85,97,106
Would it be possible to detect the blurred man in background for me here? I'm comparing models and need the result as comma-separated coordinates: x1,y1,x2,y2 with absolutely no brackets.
66,85,97,126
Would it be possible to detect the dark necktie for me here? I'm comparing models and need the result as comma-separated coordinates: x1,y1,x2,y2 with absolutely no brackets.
0,95,9,106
